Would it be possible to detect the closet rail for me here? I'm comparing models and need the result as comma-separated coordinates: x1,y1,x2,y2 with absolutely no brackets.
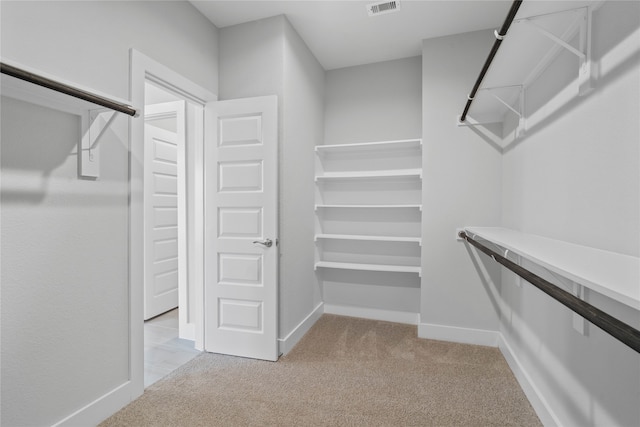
459,0,523,122
1,62,138,117
458,231,640,353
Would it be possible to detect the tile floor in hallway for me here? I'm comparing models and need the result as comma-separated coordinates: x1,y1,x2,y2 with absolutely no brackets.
144,309,201,388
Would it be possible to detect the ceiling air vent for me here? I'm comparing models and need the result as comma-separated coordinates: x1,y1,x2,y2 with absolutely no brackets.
367,1,401,17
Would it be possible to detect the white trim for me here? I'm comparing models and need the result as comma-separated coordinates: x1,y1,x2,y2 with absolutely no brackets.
52,382,132,427
278,302,324,355
498,335,560,427
129,49,216,405
415,322,558,426
128,50,146,403
324,304,419,325
417,322,500,347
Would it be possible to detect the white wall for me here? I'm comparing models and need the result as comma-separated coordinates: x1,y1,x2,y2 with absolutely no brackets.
500,1,640,425
321,57,422,319
324,57,422,145
420,30,503,343
218,16,285,102
219,15,325,350
281,20,325,340
1,96,130,427
0,1,218,425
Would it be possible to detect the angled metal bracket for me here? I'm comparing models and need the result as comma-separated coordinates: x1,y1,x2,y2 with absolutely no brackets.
79,109,117,178
482,85,526,138
572,283,588,336
518,6,593,95
458,85,526,138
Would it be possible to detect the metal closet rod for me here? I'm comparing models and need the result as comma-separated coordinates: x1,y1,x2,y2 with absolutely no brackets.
1,62,138,117
458,231,640,354
459,0,523,122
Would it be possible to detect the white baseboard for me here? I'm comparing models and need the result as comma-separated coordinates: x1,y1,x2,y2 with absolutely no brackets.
417,322,556,425
278,302,324,355
53,381,136,427
498,335,560,427
417,322,500,347
324,304,420,325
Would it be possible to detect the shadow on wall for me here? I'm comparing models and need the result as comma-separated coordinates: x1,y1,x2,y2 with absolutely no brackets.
501,1,640,153
463,1,639,153
1,96,121,205
463,243,503,318
503,46,639,154
466,238,640,426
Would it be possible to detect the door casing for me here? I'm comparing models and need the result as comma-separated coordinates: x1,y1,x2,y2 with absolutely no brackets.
130,49,216,396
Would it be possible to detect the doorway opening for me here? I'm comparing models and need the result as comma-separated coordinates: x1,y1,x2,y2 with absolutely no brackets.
130,49,216,393
143,81,198,387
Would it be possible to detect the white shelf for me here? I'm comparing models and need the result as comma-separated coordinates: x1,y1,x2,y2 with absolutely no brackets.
459,1,601,140
464,227,640,310
315,261,422,276
315,204,422,210
316,139,422,153
315,234,421,245
315,136,423,310
315,169,422,181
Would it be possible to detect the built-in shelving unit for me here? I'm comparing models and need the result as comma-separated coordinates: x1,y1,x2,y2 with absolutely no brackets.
464,227,640,310
315,138,423,322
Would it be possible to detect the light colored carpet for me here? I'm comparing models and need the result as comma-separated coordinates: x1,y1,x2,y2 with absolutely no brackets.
101,314,541,426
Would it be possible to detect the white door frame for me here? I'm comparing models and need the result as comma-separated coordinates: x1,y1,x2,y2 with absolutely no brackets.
130,49,216,396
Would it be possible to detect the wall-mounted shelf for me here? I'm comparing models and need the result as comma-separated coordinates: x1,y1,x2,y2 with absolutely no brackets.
457,1,602,144
315,261,422,276
315,169,422,181
316,138,422,153
464,227,640,310
315,204,422,210
315,138,423,319
315,234,422,245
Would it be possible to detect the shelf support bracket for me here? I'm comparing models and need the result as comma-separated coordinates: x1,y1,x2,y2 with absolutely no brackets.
484,85,526,138
519,6,593,96
572,283,588,336
468,85,526,138
79,108,117,179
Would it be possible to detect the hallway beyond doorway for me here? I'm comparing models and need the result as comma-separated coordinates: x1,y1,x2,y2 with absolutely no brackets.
144,309,200,387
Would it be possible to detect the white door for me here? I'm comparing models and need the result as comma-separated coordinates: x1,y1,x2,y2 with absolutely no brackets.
204,95,278,361
143,101,187,320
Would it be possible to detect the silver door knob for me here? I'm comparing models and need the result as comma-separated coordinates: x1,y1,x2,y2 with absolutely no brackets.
253,238,273,248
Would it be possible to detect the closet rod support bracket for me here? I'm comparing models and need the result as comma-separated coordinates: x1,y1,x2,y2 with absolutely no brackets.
79,109,117,179
519,6,593,96
572,283,589,336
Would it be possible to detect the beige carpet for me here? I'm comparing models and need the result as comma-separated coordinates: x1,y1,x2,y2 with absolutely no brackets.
101,315,541,426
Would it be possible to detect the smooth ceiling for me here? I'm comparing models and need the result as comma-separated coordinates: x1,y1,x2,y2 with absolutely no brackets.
189,1,511,70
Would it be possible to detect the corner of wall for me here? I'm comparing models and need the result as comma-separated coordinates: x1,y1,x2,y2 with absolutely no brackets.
278,303,324,355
